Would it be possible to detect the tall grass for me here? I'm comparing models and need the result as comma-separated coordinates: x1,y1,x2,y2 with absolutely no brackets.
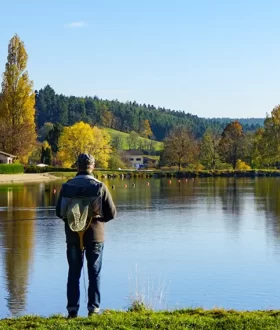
127,265,169,312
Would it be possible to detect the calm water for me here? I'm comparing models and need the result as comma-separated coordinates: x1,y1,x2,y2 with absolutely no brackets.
0,177,280,317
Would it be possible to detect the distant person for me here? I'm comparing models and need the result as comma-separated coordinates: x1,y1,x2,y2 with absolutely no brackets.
56,153,116,318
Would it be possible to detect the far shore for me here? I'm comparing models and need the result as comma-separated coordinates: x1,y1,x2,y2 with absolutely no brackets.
0,173,60,184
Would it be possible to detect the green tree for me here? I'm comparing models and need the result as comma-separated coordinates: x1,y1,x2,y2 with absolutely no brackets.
46,123,64,153
218,121,245,169
199,131,221,169
259,105,280,165
0,34,36,161
111,135,124,150
40,141,52,165
35,85,57,127
28,142,43,164
242,131,255,166
37,122,54,142
108,151,126,169
163,126,198,170
127,131,140,150
250,128,267,168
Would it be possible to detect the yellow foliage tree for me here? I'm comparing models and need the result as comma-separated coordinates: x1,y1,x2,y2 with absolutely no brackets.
0,34,36,161
57,122,112,168
140,119,153,138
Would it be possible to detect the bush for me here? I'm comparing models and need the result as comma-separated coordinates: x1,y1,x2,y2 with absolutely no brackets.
128,299,150,312
0,164,24,174
235,160,251,170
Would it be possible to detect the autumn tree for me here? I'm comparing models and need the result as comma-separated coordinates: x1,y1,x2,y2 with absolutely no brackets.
199,130,221,170
57,121,111,168
163,126,198,170
0,34,36,161
140,119,153,138
218,121,245,169
101,107,114,128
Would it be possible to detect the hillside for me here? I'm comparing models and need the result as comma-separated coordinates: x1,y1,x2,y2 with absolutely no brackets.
104,128,163,151
35,85,264,141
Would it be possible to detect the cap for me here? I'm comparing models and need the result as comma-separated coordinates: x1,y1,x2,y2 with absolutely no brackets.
76,153,95,167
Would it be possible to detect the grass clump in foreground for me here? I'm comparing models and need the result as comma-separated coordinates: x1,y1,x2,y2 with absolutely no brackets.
2,309,280,329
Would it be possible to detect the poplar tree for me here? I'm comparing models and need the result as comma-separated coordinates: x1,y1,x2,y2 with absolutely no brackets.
0,34,36,161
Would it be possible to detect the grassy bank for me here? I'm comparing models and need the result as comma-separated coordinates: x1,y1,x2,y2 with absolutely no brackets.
0,164,24,174
2,309,280,329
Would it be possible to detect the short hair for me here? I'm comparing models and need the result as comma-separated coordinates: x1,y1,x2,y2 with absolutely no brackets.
76,153,95,169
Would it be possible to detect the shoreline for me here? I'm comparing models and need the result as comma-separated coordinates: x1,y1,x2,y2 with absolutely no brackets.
1,169,280,184
0,173,60,184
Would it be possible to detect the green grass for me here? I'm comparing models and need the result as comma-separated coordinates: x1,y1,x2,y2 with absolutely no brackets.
0,164,24,174
104,128,164,151
2,309,280,329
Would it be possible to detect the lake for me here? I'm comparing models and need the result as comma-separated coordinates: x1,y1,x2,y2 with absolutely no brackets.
0,176,280,317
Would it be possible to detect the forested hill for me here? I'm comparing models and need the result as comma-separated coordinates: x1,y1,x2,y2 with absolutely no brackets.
209,117,264,128
35,85,264,141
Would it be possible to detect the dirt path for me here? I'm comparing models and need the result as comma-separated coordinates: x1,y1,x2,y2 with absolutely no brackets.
0,173,60,184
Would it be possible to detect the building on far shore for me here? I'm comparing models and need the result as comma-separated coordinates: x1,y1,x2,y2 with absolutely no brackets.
122,150,159,169
0,151,17,164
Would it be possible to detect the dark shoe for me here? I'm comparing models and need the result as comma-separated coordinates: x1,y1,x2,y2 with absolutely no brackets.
67,311,78,319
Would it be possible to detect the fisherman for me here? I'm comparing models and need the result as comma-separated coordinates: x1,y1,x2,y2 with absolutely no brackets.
56,153,116,318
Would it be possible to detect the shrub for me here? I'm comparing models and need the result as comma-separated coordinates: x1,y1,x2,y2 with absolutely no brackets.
0,164,24,174
235,160,251,170
128,299,150,312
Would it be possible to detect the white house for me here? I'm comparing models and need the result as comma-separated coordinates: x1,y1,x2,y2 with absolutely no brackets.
0,151,17,164
122,150,145,169
122,150,159,169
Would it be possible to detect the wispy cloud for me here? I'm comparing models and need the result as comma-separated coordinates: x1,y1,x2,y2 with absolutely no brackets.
66,21,86,28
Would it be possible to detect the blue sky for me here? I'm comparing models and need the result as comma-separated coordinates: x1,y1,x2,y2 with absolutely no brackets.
0,0,279,118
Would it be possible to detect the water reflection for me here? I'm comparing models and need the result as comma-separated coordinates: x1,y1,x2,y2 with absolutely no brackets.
1,178,280,315
0,186,36,315
254,178,280,248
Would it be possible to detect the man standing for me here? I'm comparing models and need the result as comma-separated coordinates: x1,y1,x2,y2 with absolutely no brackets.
56,153,116,318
